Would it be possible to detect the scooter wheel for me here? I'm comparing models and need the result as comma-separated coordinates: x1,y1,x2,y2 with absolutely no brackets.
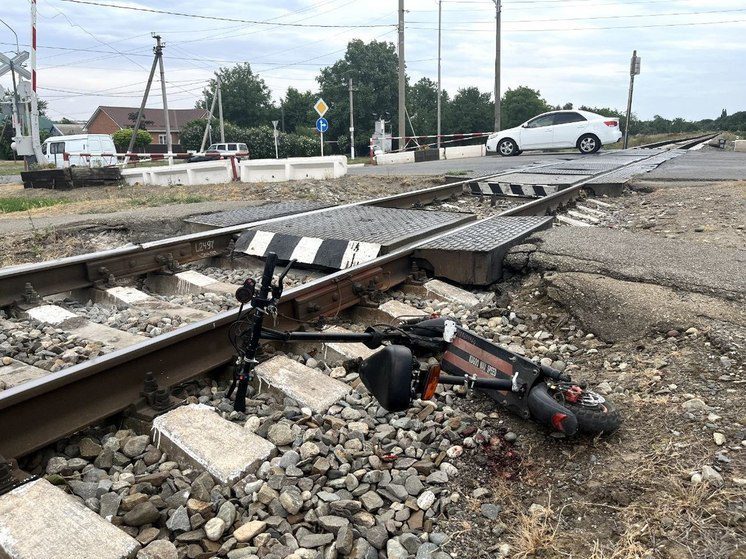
565,398,621,435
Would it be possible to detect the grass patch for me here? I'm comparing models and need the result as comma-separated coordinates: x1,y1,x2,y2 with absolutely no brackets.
126,193,209,207
347,156,371,165
0,197,67,213
0,160,26,175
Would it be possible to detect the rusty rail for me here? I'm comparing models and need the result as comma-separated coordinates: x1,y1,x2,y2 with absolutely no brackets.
0,142,708,458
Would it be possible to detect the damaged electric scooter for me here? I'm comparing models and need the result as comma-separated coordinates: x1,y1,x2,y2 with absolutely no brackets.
227,253,621,436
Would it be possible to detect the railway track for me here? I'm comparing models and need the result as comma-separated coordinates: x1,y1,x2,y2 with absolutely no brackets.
0,138,711,461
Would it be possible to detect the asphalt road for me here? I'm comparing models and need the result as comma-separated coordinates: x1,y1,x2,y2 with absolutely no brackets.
645,150,746,180
348,151,582,176
351,148,746,181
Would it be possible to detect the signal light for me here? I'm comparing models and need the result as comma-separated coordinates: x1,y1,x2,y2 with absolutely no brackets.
604,120,618,127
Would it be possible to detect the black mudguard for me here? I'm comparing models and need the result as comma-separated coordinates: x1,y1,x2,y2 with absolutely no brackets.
527,383,579,436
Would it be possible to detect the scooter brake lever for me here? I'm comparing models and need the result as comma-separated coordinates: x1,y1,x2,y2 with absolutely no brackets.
272,259,297,298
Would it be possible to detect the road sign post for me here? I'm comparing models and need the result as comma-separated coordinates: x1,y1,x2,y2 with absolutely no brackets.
272,120,279,159
315,117,329,157
314,99,329,157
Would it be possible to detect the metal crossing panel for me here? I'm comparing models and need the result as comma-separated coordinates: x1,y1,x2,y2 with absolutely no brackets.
185,201,332,230
416,215,554,285
234,206,475,270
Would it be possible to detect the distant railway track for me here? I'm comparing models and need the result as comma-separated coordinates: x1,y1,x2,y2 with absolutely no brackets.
0,137,710,460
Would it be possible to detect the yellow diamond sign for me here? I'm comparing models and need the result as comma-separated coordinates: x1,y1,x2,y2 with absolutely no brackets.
314,98,328,117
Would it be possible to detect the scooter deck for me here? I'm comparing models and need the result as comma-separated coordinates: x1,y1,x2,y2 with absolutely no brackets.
441,326,541,419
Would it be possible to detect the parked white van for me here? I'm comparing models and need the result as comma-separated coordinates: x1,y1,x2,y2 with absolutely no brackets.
42,134,117,168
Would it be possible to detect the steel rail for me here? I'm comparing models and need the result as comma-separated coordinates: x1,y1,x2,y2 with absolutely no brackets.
635,132,718,150
0,163,563,309
0,144,705,458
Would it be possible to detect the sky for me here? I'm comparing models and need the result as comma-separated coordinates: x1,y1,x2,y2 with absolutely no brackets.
1,0,745,127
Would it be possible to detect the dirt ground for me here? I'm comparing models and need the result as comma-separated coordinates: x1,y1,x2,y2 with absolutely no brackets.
0,174,441,267
439,179,745,559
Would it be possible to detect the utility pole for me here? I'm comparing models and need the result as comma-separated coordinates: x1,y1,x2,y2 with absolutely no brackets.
492,0,501,132
29,0,46,164
154,35,173,162
217,75,225,142
397,0,406,149
436,0,442,150
124,35,161,164
624,50,641,149
199,77,219,153
348,77,356,159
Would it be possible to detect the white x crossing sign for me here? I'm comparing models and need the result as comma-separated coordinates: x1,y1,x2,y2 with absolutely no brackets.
0,52,31,80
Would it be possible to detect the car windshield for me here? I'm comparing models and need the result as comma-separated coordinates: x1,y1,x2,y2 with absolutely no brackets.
207,144,218,150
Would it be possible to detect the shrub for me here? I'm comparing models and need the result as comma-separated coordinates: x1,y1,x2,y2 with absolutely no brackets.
112,128,151,152
180,120,320,158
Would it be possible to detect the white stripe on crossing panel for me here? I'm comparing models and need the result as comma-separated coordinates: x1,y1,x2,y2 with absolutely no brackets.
246,231,275,256
290,237,324,264
340,241,381,269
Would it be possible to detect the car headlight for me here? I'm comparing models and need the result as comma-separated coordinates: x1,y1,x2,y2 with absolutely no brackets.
488,133,499,140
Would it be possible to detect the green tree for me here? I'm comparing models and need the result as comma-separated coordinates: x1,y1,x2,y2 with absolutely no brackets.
407,78,439,138
112,128,152,152
500,86,552,129
179,119,242,151
198,63,273,128
317,39,401,153
446,87,493,135
281,87,317,133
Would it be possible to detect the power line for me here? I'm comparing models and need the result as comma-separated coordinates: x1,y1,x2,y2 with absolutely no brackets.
407,7,746,24
57,0,395,28
407,17,746,31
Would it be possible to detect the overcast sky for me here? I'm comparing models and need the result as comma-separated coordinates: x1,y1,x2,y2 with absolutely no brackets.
2,0,745,126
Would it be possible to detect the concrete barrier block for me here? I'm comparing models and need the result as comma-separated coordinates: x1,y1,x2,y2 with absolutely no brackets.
152,404,276,485
121,160,232,186
287,156,347,180
375,152,415,165
239,159,289,182
735,140,746,152
254,355,351,412
120,168,148,186
444,145,486,160
0,478,140,559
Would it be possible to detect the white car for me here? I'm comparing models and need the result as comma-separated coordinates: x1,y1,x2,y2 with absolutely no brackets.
486,110,622,156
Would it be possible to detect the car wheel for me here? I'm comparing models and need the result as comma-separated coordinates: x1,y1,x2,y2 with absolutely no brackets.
498,138,517,157
577,134,600,154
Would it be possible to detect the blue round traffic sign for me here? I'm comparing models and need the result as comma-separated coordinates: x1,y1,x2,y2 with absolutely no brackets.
315,117,329,133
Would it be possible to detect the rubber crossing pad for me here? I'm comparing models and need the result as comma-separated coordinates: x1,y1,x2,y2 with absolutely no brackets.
234,206,475,270
185,201,332,229
472,182,560,198
416,215,554,285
